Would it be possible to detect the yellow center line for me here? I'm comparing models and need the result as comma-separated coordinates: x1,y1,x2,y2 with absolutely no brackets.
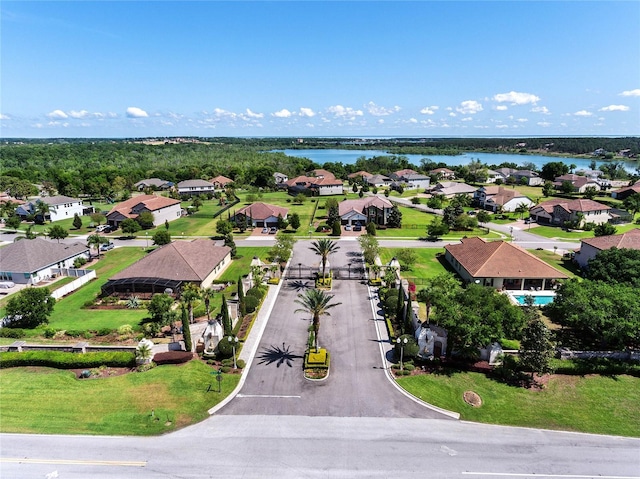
1,458,146,467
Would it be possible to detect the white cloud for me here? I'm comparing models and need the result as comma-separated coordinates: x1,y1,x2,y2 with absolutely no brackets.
456,100,483,115
408,118,418,124
620,89,640,97
126,107,148,118
493,91,540,105
461,117,472,122
213,108,236,118
496,124,509,129
0,114,9,120
299,107,315,117
326,105,363,119
420,106,439,115
245,109,264,118
48,109,68,119
366,101,401,116
495,105,508,111
530,106,550,115
68,110,90,119
537,121,552,127
272,109,292,118
449,112,457,117
574,110,593,116
516,118,528,123
599,104,630,112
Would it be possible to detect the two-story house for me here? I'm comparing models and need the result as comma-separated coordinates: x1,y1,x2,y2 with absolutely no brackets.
176,179,216,196
16,195,84,223
338,196,393,227
474,186,534,213
529,199,612,227
106,195,182,228
573,228,640,269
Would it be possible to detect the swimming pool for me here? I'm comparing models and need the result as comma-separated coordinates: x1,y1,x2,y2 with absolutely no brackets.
510,293,555,306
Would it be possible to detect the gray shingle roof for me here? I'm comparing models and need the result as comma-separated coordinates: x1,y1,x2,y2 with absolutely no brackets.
0,238,89,273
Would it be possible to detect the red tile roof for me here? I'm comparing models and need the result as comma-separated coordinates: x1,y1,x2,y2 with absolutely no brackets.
107,195,181,219
235,202,288,220
580,228,640,251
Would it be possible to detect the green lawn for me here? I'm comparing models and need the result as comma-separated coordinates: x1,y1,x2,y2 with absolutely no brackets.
526,248,580,279
529,224,640,240
220,247,272,283
0,361,240,435
379,248,449,282
397,371,640,437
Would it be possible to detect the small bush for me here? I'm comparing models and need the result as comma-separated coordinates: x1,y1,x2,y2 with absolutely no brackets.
102,296,118,305
247,286,267,299
267,277,280,285
97,327,114,336
243,295,259,314
42,327,57,339
236,359,246,369
0,328,26,339
73,257,87,268
153,351,193,365
404,363,416,372
65,330,84,338
0,351,135,369
83,300,96,308
220,366,232,373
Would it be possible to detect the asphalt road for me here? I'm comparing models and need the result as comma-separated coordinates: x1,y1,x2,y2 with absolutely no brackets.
219,240,447,418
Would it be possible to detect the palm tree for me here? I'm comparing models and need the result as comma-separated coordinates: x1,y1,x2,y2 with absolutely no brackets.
309,238,340,279
87,233,106,259
294,289,341,351
181,283,202,324
35,201,50,223
200,287,214,321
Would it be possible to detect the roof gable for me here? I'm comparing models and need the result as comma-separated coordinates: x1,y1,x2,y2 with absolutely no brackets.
581,228,640,251
235,202,288,220
0,238,88,273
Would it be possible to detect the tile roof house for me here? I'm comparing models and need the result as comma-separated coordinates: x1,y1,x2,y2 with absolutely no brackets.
285,170,344,196
444,237,568,291
494,168,543,186
428,181,477,198
553,174,602,193
390,169,419,180
529,198,612,227
474,186,534,212
347,171,373,180
106,194,182,228
611,180,640,200
392,171,431,190
210,175,233,189
429,168,456,179
365,174,393,188
338,196,394,226
574,228,640,269
134,178,174,191
232,202,289,227
16,195,84,223
102,240,231,297
176,179,216,196
0,237,90,285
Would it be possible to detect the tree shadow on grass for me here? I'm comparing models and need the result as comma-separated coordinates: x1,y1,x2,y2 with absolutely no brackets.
257,343,304,368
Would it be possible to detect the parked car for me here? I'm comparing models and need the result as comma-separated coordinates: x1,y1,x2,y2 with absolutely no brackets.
353,224,362,232
345,224,352,231
95,224,108,232
269,227,277,234
100,242,115,251
0,281,16,289
261,227,269,234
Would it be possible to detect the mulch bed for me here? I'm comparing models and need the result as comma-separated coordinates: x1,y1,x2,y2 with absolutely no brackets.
71,367,134,379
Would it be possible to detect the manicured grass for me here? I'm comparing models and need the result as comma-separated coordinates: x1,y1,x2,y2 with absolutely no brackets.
219,247,272,283
529,223,640,240
0,361,240,435
526,248,580,279
397,371,640,437
379,248,449,282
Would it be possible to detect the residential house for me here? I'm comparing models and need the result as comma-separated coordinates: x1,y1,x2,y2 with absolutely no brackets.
176,179,216,196
365,174,393,188
485,170,503,184
390,169,419,180
285,170,344,196
106,194,182,228
573,228,640,269
232,202,289,228
444,237,568,291
0,237,90,285
428,181,477,198
338,196,393,226
392,171,431,190
429,168,456,180
611,180,640,200
134,178,173,191
494,168,543,186
347,171,373,181
273,172,289,185
474,186,534,213
529,198,612,227
210,175,233,189
102,240,231,297
0,193,25,207
553,174,603,193
16,195,85,223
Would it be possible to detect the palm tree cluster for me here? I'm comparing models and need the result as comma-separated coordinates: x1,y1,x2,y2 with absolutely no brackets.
295,289,341,352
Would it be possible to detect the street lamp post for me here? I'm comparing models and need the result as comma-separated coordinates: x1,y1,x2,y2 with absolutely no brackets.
396,337,408,371
145,232,149,250
510,226,514,241
228,336,239,369
347,263,351,279
298,262,302,279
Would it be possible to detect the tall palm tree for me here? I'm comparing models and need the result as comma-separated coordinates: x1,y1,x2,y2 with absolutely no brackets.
35,200,50,223
181,283,202,324
295,289,341,351
200,287,214,322
87,233,106,259
309,238,340,279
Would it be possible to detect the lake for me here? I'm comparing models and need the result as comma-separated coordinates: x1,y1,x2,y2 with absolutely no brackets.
273,149,638,173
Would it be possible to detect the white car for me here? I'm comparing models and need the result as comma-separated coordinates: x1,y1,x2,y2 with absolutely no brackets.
0,281,16,289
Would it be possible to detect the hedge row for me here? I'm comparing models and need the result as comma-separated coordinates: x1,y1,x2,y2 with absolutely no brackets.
153,351,193,365
0,351,135,369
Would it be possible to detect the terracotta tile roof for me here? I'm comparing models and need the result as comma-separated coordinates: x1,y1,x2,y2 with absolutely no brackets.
580,228,640,251
107,195,181,220
310,169,335,179
445,237,568,279
393,169,419,178
612,183,640,196
0,237,89,273
235,202,288,220
110,240,231,282
348,170,373,179
481,187,527,206
531,198,610,214
338,196,393,216
211,175,233,185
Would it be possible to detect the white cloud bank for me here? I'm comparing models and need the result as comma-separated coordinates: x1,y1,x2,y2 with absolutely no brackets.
574,110,592,116
299,107,315,117
620,89,640,97
126,107,149,118
420,106,439,115
599,105,629,112
48,110,68,119
326,105,363,119
493,91,540,105
272,109,292,118
366,101,401,116
456,100,483,115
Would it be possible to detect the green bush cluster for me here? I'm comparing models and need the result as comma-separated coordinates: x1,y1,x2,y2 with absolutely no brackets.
153,351,193,365
0,328,26,339
243,295,259,314
0,351,135,369
304,350,330,369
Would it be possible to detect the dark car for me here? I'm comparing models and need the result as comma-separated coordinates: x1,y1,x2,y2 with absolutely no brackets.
353,224,362,232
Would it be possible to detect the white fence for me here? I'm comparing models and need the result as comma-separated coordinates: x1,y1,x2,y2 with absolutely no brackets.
51,270,97,300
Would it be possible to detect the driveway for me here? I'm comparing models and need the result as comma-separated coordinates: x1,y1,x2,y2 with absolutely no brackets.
218,239,450,418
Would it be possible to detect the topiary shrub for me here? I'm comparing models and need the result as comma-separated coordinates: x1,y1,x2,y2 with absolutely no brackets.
216,336,236,358
236,359,246,369
243,295,259,314
393,334,420,361
42,327,57,339
97,327,114,336
153,351,193,365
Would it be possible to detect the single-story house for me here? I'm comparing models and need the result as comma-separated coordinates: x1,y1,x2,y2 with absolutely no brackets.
444,237,568,291
176,179,216,196
106,195,182,228
0,237,90,285
493,168,543,186
428,181,477,198
365,174,393,188
102,240,231,297
338,196,393,226
394,173,431,190
573,228,640,269
529,198,612,227
429,168,456,180
0,193,25,207
286,170,344,196
474,186,534,213
210,175,233,189
232,202,289,227
16,195,84,223
274,172,289,185
134,178,174,191
347,171,373,181
611,181,640,200
553,174,603,193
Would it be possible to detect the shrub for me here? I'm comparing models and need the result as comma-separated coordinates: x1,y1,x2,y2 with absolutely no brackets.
97,327,114,336
42,327,57,339
404,363,416,372
246,286,266,300
385,318,396,341
267,277,279,285
117,324,134,336
83,300,96,308
220,366,232,373
0,328,26,339
65,330,84,338
216,337,236,358
153,351,193,365
0,351,135,369
236,359,246,369
73,257,87,268
243,295,259,314
394,334,420,361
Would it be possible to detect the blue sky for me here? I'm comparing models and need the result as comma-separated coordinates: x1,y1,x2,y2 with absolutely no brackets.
1,1,639,138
